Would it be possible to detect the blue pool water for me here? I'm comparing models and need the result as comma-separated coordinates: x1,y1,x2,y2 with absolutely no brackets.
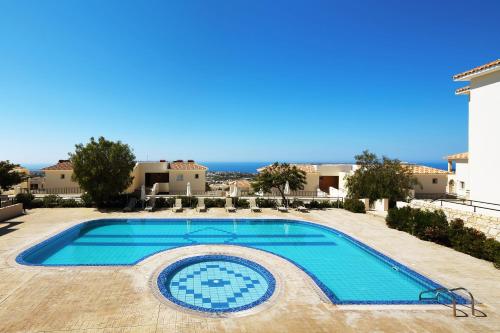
17,218,460,304
157,255,275,312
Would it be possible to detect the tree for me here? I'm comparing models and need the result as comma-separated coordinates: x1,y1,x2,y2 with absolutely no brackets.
0,160,24,192
252,162,306,204
70,137,136,207
345,150,419,205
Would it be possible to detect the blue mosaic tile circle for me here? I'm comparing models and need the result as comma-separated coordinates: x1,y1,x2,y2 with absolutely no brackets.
157,255,276,313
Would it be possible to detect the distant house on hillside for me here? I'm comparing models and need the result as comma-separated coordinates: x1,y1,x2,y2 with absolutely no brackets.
453,59,500,204
39,159,208,195
402,164,450,199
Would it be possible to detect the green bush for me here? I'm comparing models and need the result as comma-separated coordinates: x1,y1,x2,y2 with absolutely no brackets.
177,196,198,208
15,193,34,209
80,193,93,207
43,195,62,208
290,200,304,208
204,198,226,208
256,198,277,208
386,208,500,269
235,198,249,208
30,199,43,208
484,238,500,269
343,198,366,213
59,199,81,208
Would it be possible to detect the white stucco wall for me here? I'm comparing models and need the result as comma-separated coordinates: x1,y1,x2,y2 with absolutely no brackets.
468,70,500,204
453,161,469,198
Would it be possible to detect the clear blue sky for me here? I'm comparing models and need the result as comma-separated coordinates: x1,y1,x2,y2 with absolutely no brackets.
1,0,499,164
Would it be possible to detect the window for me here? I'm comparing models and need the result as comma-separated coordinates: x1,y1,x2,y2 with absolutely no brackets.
176,174,184,181
60,174,65,179
432,178,438,184
195,174,199,179
460,181,465,189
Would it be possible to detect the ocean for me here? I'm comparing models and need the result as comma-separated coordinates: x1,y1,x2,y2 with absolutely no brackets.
21,161,449,174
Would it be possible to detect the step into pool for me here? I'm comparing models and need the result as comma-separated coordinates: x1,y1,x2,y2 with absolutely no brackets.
17,218,465,305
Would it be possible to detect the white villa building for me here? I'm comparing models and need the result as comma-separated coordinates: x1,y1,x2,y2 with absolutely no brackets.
34,159,207,195
451,59,500,204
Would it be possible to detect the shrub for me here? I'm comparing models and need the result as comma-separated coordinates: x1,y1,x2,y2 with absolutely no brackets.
235,198,249,209
80,193,93,207
154,197,167,209
43,195,62,208
204,198,225,208
484,238,500,269
256,198,277,208
448,218,487,259
59,199,81,208
386,209,500,269
306,200,322,209
30,199,43,208
289,200,304,208
15,193,34,209
344,198,366,213
387,206,411,230
177,196,198,208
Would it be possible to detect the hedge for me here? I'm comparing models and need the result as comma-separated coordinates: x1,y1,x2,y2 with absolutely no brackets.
343,198,366,213
386,207,500,269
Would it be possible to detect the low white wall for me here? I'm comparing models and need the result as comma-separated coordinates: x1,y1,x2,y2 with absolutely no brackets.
373,198,389,212
0,203,24,222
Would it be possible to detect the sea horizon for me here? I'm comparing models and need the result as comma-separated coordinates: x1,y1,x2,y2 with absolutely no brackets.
20,161,449,174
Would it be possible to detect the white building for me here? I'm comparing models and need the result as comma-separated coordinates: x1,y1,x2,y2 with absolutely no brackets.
454,59,500,204
445,152,469,198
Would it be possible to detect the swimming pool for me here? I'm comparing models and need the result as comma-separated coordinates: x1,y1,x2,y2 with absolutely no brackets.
17,218,463,305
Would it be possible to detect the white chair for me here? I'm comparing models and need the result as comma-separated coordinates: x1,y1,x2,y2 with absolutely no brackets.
172,198,183,212
225,198,236,212
249,198,261,212
196,197,207,212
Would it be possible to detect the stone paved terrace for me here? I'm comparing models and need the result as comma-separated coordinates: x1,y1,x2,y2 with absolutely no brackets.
0,208,499,333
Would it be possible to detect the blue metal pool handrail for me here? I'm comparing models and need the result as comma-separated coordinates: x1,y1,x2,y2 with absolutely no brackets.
419,287,475,317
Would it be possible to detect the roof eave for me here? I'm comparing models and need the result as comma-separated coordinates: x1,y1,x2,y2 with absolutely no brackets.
453,65,500,81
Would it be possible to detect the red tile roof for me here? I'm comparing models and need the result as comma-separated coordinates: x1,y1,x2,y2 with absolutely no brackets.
404,164,450,175
455,85,470,95
43,160,73,171
453,59,500,81
169,162,207,171
258,164,317,173
444,152,469,161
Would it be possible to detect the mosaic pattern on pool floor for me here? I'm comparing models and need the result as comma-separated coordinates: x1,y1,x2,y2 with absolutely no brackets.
158,255,275,312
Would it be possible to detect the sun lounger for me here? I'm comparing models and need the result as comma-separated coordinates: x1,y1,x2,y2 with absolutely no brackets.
145,197,156,212
277,199,288,212
296,205,309,212
249,198,261,212
123,197,137,212
225,198,236,212
172,198,183,212
197,197,207,212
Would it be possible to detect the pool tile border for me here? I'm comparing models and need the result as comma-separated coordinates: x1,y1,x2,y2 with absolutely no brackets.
156,254,276,313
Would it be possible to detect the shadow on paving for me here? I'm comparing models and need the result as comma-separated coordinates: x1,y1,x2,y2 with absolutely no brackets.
0,221,23,236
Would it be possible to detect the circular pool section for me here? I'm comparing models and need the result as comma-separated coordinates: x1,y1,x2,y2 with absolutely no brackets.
157,255,276,313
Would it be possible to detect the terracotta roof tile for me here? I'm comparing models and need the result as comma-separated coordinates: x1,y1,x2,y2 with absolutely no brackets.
169,162,207,170
444,152,469,160
404,164,450,175
455,85,470,95
42,160,73,171
258,164,317,173
453,59,500,81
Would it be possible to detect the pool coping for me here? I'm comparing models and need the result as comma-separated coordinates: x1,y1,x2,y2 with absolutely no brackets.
12,216,470,306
